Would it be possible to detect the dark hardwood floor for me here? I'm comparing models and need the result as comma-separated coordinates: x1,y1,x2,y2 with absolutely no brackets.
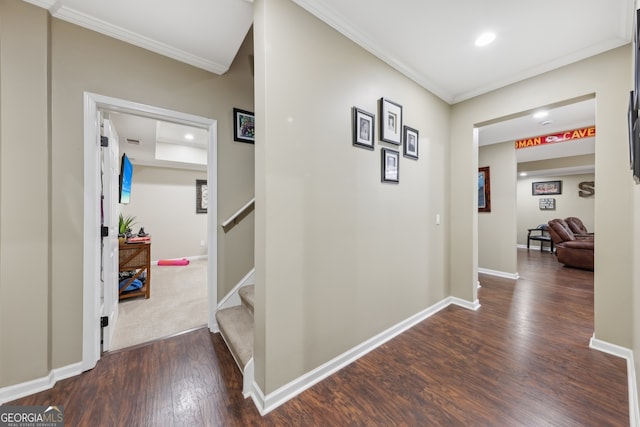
9,249,628,426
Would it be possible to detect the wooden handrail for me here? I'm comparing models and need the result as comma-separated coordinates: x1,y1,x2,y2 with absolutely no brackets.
222,198,255,232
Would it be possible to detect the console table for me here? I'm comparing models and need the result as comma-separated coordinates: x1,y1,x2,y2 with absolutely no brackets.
119,242,151,300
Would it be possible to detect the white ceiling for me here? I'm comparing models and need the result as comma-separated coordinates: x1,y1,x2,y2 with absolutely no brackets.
480,97,596,162
109,112,208,171
293,0,633,104
25,0,629,168
26,0,633,104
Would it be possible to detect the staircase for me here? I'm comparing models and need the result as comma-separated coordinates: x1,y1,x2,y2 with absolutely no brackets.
216,285,254,378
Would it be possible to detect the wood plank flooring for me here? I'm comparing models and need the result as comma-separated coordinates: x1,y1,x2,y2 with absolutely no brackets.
8,249,629,425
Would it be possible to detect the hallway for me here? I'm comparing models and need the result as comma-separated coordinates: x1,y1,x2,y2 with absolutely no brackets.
9,249,628,425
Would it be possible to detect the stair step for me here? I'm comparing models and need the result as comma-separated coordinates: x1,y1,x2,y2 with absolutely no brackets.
239,285,255,314
215,305,253,370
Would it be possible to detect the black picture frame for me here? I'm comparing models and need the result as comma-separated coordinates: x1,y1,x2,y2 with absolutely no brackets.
403,126,419,159
634,118,640,183
381,148,399,183
478,166,491,212
233,108,255,144
379,98,403,145
196,179,208,214
635,8,640,109
532,180,562,195
352,107,375,150
628,90,636,170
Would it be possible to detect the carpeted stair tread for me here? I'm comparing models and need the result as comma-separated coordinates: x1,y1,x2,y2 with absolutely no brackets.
216,305,253,370
239,285,255,314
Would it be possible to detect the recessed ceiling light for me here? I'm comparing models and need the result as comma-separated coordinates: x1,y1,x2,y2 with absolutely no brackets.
184,133,194,140
519,172,528,176
475,32,496,47
533,111,548,119
539,120,553,126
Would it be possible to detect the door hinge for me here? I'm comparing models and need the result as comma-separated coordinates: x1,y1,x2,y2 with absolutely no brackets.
100,136,108,147
100,316,109,328
101,226,109,237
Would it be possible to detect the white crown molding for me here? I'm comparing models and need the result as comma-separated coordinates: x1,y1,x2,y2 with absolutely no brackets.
21,0,58,9
291,0,453,104
51,5,229,75
293,0,632,105
453,37,630,104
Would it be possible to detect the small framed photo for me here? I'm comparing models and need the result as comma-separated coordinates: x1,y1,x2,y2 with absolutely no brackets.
381,148,399,183
196,179,208,214
233,108,255,144
532,180,562,195
539,198,556,210
379,98,403,145
352,107,375,150
403,126,419,159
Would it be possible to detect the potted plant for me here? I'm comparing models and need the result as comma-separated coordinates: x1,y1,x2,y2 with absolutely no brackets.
118,213,136,244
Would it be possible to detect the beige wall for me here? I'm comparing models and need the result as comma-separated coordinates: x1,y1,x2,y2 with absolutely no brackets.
0,0,254,387
452,46,633,350
254,0,450,394
478,142,518,275
119,166,208,260
517,173,595,246
518,153,595,175
0,0,50,387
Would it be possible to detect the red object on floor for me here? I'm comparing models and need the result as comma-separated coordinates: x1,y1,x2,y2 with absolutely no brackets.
157,258,190,266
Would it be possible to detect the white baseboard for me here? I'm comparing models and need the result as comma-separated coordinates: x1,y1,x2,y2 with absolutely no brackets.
243,358,254,399
590,335,639,427
248,296,476,415
217,268,255,311
0,362,82,405
210,268,255,333
451,296,481,311
517,243,553,253
478,267,519,280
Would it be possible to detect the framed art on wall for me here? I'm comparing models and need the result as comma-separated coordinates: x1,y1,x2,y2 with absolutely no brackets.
352,107,375,150
233,108,255,143
532,180,562,195
478,166,491,212
381,148,400,183
196,179,208,214
403,126,419,159
379,98,403,145
539,198,556,210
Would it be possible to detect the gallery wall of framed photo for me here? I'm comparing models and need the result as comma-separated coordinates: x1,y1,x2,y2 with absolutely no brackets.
352,97,421,184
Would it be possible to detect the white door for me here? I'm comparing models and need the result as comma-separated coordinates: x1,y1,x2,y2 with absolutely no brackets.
101,117,120,351
83,93,218,371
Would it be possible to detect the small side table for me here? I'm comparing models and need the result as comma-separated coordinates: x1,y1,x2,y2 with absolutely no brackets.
118,242,151,300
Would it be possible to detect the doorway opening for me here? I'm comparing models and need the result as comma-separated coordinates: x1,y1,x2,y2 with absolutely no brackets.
82,92,218,372
475,94,596,325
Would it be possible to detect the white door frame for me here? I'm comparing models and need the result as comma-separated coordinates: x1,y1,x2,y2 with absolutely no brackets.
82,92,218,371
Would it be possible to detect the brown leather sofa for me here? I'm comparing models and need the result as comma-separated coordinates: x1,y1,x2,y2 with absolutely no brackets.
547,219,594,271
564,217,594,237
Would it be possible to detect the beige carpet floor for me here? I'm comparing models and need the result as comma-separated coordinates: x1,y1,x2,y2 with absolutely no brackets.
110,258,208,351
